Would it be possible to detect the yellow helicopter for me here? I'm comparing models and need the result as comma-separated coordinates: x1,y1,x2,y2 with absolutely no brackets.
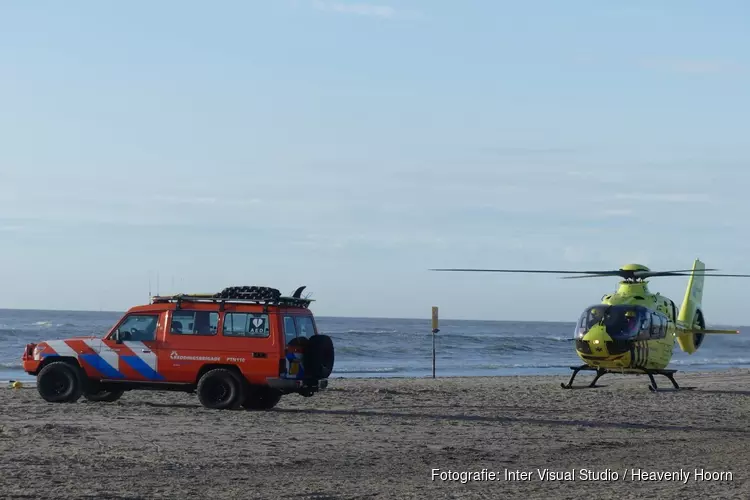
431,259,747,391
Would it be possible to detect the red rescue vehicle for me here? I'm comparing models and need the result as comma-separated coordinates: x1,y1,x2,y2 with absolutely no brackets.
21,286,334,410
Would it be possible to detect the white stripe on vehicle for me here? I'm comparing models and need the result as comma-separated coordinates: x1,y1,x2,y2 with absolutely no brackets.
123,341,158,372
45,340,79,358
98,349,120,373
83,339,105,350
82,339,120,373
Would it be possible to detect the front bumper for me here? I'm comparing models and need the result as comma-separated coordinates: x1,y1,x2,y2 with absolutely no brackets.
22,359,41,375
266,377,328,393
21,344,42,375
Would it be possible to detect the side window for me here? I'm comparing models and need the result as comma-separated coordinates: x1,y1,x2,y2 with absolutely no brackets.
223,313,270,338
636,312,649,339
650,313,659,336
116,314,159,342
658,314,666,338
283,316,297,344
295,316,316,338
170,310,218,336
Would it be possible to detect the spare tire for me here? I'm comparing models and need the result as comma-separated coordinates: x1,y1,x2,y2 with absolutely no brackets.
216,286,282,301
302,334,334,380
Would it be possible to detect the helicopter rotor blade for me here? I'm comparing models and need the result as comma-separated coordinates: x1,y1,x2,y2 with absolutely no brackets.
430,266,750,280
560,269,721,279
637,268,717,275
635,271,706,278
561,270,750,279
429,268,624,275
648,272,750,277
561,274,622,279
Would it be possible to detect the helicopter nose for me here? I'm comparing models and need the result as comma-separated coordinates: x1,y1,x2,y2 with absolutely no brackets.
581,325,613,355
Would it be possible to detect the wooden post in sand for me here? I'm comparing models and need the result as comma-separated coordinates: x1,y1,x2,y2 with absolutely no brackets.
431,306,439,378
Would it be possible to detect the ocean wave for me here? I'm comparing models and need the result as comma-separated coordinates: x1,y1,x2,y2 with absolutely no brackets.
336,346,375,356
474,362,574,370
437,336,570,350
344,329,400,334
333,367,406,374
0,362,22,370
331,337,571,359
670,358,750,367
332,330,572,340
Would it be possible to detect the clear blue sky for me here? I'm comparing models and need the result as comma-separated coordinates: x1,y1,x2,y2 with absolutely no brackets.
1,1,750,324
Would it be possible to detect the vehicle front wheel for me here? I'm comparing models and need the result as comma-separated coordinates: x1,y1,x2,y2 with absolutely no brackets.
242,386,282,410
196,369,244,410
37,361,84,403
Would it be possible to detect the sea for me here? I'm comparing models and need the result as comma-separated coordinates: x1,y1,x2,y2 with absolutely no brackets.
2,308,749,383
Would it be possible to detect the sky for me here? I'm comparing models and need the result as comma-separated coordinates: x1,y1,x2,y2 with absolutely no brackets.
1,1,750,324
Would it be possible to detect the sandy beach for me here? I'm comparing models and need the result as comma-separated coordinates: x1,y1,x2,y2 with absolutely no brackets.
2,370,750,499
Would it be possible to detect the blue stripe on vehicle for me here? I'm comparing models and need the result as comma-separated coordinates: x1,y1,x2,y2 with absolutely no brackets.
120,355,166,381
80,353,125,379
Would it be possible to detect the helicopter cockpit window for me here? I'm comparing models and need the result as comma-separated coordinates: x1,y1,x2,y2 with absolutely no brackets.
577,306,605,334
576,305,650,339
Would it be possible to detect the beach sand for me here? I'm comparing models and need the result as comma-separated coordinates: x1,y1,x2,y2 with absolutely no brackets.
1,370,750,499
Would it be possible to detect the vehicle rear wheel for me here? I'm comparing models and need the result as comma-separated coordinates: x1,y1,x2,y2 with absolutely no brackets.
197,369,243,410
84,389,125,402
242,386,282,410
37,361,84,403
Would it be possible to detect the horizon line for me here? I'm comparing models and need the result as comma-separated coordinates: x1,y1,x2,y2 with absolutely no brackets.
0,306,746,328
0,305,573,324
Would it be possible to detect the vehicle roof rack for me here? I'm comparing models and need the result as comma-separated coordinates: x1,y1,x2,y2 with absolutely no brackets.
150,294,314,309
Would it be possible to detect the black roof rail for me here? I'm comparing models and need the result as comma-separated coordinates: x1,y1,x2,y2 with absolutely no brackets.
150,294,313,309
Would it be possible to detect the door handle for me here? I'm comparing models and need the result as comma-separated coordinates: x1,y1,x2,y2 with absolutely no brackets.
142,349,151,353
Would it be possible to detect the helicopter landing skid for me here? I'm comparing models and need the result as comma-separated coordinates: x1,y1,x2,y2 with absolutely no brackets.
560,365,608,389
560,365,690,392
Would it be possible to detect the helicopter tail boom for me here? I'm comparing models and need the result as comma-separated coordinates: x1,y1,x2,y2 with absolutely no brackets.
677,328,740,336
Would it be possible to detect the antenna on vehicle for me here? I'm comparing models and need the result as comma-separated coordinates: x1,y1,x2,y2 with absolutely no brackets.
157,271,160,296
148,271,152,299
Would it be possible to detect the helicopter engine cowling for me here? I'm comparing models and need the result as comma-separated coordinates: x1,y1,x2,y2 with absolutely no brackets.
676,308,706,354
693,309,706,350
676,259,707,354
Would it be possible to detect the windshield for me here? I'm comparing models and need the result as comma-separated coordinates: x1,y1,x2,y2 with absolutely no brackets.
576,305,649,338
